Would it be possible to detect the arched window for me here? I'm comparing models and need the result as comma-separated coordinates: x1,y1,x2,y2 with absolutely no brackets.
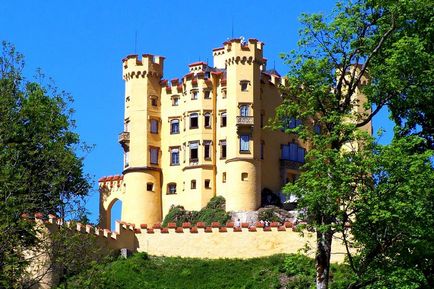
240,105,249,116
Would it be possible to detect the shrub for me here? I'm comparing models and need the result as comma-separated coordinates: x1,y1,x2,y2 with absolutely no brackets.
162,197,230,227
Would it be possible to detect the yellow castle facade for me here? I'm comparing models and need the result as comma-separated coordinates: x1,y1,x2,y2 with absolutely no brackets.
98,38,367,228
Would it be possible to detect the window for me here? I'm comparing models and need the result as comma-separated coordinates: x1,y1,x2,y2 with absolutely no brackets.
260,112,264,128
124,119,129,132
170,119,180,134
124,151,129,167
204,113,211,128
221,89,227,99
172,96,179,106
150,119,158,134
170,147,179,165
189,142,199,162
204,179,211,189
222,172,226,183
240,105,249,117
191,90,198,100
167,183,177,194
146,182,154,191
220,140,227,159
281,143,305,163
150,96,158,107
150,147,159,165
260,141,265,160
241,173,248,181
204,141,211,159
190,113,198,129
240,81,249,91
221,112,227,127
204,90,211,99
240,135,250,152
191,180,196,189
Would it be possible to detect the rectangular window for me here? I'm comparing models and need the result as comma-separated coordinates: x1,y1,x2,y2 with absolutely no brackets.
150,119,158,134
151,96,158,107
260,141,265,160
204,90,211,99
221,112,227,127
240,105,249,117
172,97,179,106
204,114,211,128
204,141,211,159
147,183,153,191
240,135,250,152
170,119,180,134
191,180,196,189
241,82,248,91
170,148,179,165
124,151,129,167
204,179,211,189
167,183,177,194
190,113,198,129
191,90,198,100
150,147,159,165
190,142,198,162
222,172,226,183
220,140,227,159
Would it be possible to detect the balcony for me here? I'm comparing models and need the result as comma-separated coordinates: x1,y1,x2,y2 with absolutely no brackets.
118,131,130,149
236,116,254,126
279,159,303,170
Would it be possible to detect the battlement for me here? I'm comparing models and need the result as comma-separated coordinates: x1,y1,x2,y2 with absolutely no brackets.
122,54,164,80
98,174,124,194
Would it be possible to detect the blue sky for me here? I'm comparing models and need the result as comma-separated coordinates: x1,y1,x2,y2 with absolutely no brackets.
0,1,393,226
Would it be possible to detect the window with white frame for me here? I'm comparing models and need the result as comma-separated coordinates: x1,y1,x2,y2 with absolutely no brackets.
240,105,249,116
240,135,250,152
170,147,180,165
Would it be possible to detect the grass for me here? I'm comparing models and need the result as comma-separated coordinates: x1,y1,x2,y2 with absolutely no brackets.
58,253,353,289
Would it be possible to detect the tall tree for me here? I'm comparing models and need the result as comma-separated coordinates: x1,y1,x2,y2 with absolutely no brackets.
0,41,91,288
273,0,433,288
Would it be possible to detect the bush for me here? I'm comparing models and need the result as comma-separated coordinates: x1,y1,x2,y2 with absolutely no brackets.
162,197,231,227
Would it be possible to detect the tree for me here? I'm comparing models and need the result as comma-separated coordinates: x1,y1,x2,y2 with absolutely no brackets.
0,41,91,288
273,0,433,288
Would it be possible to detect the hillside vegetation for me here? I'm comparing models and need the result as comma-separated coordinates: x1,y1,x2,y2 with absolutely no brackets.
57,253,353,289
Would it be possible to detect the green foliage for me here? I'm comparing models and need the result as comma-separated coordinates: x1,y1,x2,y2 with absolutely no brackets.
272,0,433,288
58,253,351,289
258,208,282,223
162,196,231,227
0,41,91,287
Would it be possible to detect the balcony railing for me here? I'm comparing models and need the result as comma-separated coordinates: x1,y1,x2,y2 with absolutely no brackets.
279,159,303,170
236,116,254,125
118,131,130,147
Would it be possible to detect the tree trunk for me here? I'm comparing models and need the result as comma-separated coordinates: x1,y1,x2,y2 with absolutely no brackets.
316,229,333,289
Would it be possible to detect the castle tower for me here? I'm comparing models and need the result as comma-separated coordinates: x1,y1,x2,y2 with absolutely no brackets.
222,39,264,211
120,54,164,226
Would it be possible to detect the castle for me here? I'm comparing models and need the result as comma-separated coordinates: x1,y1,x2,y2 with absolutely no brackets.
98,38,371,229
98,38,310,228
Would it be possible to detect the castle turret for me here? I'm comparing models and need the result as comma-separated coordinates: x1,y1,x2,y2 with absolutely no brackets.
222,39,264,211
120,54,164,226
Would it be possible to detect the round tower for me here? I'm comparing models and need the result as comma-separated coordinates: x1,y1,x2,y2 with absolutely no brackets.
223,39,264,211
120,54,164,226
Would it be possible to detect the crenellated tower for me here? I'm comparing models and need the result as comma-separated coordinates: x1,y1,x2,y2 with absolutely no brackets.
220,39,264,211
119,54,164,226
